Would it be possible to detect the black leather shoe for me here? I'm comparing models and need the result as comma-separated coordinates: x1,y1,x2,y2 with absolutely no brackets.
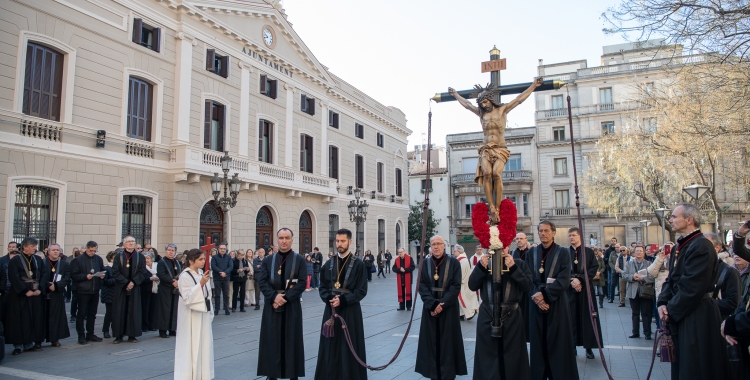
159,333,169,338
240,309,246,312
169,331,176,337
586,349,595,359
86,334,103,342
231,308,236,312
127,337,138,343
225,310,230,315
12,348,22,355
254,305,260,310
113,338,123,344
407,308,411,311
608,300,613,303
628,334,640,338
645,335,652,340
618,304,626,307
78,336,88,345
69,316,76,323
103,332,111,339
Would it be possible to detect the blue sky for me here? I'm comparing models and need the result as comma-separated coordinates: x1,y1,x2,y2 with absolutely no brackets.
284,0,628,149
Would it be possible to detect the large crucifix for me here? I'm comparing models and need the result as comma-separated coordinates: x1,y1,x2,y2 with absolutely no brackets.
433,46,565,224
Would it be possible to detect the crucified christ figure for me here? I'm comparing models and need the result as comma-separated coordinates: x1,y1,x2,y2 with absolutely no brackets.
449,77,543,224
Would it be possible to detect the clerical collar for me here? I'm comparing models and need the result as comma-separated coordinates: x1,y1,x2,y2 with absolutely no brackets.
279,250,292,256
338,251,351,259
677,229,702,244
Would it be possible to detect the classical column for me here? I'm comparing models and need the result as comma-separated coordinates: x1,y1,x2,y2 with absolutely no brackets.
237,62,253,158
284,83,295,167
320,101,328,176
173,32,196,144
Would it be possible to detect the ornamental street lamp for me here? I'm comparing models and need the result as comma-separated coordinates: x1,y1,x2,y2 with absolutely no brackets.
348,188,368,255
682,184,710,204
632,226,642,243
640,220,652,245
210,151,241,212
655,208,671,245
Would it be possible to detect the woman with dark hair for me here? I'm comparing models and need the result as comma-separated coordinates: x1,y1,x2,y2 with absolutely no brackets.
174,249,214,379
141,254,159,331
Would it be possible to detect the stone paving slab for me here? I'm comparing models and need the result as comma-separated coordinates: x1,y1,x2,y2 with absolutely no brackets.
2,274,669,379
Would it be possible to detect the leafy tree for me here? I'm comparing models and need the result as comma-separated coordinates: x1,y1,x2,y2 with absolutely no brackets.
408,201,441,249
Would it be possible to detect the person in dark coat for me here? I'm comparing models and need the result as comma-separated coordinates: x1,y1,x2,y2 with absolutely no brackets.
154,244,181,338
100,251,116,338
6,237,48,355
0,242,19,325
140,254,158,331
363,250,375,282
722,220,750,380
704,232,741,320
69,241,105,344
512,232,531,342
523,221,578,380
393,248,416,311
469,245,533,380
567,227,603,359
231,251,249,312
252,248,265,310
211,243,233,315
256,228,307,379
311,247,323,289
385,249,393,274
43,244,70,346
658,204,727,380
111,236,147,343
415,235,467,380
315,228,368,380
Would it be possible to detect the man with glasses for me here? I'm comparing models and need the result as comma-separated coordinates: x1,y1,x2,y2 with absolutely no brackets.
112,236,147,344
69,241,105,344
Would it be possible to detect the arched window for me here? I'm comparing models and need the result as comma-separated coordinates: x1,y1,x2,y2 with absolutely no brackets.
256,206,274,251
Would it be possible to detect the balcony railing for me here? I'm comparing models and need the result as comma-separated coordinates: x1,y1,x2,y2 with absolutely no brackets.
259,162,294,181
553,208,572,216
543,108,568,118
21,118,62,142
452,170,532,185
203,150,249,172
598,103,614,111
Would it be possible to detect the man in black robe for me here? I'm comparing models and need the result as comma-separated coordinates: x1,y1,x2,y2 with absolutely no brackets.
6,237,48,355
111,236,147,344
469,245,533,380
523,221,578,380
658,203,727,380
315,228,368,380
704,232,740,320
69,241,105,344
512,232,531,343
154,244,181,338
43,243,70,346
567,227,603,359
0,242,19,323
256,228,307,380
415,235,467,380
722,220,750,380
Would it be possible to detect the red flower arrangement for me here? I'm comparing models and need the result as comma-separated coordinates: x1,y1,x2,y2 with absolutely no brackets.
471,202,490,248
472,199,518,249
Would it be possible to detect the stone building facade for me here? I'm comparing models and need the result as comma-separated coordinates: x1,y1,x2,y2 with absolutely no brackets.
0,0,410,256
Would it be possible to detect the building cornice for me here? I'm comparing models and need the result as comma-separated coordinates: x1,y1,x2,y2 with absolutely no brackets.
449,135,534,151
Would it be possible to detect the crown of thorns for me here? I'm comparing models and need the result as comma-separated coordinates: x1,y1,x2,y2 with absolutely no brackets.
474,83,500,104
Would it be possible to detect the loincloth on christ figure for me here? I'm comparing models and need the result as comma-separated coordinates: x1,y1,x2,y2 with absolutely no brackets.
474,142,510,186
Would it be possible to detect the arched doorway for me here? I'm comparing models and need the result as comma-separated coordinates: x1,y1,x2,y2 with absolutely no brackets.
396,223,401,251
256,206,274,251
299,210,312,254
199,201,223,247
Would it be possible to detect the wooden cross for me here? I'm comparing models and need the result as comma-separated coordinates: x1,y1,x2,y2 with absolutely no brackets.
199,236,216,273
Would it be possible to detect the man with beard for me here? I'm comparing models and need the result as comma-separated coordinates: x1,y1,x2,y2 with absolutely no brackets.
6,237,47,355
69,241,105,344
454,244,478,321
256,228,307,380
154,244,181,338
111,236,147,344
393,247,416,311
469,245,533,380
315,229,368,380
658,204,727,379
512,232,532,342
523,221,578,379
567,227,603,359
415,235,467,380
43,244,70,347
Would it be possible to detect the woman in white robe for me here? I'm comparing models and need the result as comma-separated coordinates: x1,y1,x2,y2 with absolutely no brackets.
174,249,214,380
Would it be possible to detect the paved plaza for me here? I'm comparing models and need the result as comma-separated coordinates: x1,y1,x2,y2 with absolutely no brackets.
1,274,670,379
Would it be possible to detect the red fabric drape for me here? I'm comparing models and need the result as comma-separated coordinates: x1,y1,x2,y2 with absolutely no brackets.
395,255,412,302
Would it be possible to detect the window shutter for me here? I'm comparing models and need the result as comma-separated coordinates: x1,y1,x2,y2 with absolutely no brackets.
377,163,383,192
329,110,333,126
206,49,215,71
309,98,315,116
217,104,225,152
145,82,153,141
270,80,277,99
51,51,63,121
334,113,339,128
221,56,229,78
258,121,264,161
152,27,161,52
268,122,273,163
300,134,304,171
300,94,307,112
204,101,211,149
22,46,33,116
260,74,267,93
132,18,143,44
306,135,313,172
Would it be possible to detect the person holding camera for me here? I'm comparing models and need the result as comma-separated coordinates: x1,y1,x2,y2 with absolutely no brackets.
6,237,47,355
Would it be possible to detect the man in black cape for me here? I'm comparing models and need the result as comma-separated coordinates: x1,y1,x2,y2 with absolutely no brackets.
256,228,307,380
0,242,19,324
523,221,578,380
111,236,147,343
658,204,727,380
415,235,467,380
567,227,603,359
154,244,181,338
512,232,531,343
43,243,70,346
469,245,533,380
315,228,368,380
6,237,48,355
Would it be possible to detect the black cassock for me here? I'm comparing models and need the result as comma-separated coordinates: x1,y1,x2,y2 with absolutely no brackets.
468,257,533,380
315,254,368,380
415,254,467,380
5,253,48,345
111,249,147,338
567,246,603,350
153,258,181,332
657,231,727,380
44,259,70,343
523,243,579,380
256,250,307,379
512,247,531,343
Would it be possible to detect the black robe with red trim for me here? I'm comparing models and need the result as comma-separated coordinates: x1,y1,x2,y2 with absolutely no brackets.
393,255,415,302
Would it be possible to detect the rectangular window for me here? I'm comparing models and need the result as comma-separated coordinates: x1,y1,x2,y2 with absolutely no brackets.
22,43,64,121
642,82,654,96
355,155,364,189
259,74,277,99
506,195,517,208
13,185,58,249
122,195,152,246
553,126,566,141
132,18,161,52
504,154,522,171
554,157,568,175
205,49,229,78
523,193,529,216
644,117,657,133
551,94,564,109
300,134,313,173
329,146,339,180
377,132,384,148
259,120,273,163
421,178,433,193
599,87,613,104
300,94,315,116
377,162,384,193
465,204,474,218
127,77,153,141
462,157,478,173
395,168,402,197
328,110,339,128
203,101,225,152
601,121,615,136
555,190,570,208
355,123,364,139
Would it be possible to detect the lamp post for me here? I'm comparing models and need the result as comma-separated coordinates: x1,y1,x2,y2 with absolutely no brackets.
640,220,652,245
209,151,241,212
348,188,369,255
654,208,671,245
632,226,642,243
682,184,709,205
